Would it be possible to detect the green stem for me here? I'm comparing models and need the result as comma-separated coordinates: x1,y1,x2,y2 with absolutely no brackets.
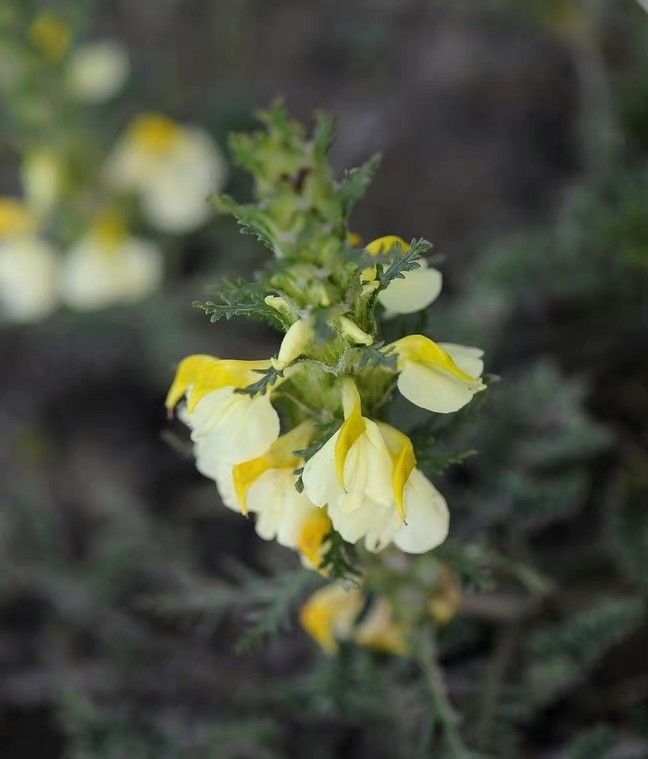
416,631,471,759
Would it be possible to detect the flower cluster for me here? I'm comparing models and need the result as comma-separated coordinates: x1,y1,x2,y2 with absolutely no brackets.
0,10,226,322
167,105,486,582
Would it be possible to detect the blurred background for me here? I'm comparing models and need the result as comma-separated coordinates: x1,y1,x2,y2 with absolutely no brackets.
0,1,647,757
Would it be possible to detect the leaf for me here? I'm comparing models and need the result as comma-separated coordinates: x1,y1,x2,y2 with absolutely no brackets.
236,366,284,397
237,569,321,653
214,195,280,255
374,238,431,291
193,278,287,328
318,530,362,582
337,153,382,221
352,341,397,371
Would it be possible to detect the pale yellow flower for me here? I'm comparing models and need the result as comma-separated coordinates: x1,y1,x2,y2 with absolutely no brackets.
301,379,449,553
59,211,162,310
0,198,58,323
106,114,227,232
166,354,281,466
390,334,486,414
353,598,410,656
300,583,410,656
66,41,129,103
299,583,364,655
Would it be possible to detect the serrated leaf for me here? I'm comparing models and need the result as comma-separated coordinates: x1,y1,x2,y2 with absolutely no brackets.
194,278,287,328
374,238,431,291
214,195,280,255
337,153,382,221
236,365,285,397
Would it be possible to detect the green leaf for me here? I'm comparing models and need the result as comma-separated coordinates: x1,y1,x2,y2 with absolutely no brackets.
337,153,382,221
236,365,285,397
352,341,397,371
374,238,431,291
319,530,362,582
237,569,321,653
193,278,287,328
214,195,280,254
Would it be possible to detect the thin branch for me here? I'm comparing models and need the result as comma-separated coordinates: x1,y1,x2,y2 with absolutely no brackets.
415,631,472,759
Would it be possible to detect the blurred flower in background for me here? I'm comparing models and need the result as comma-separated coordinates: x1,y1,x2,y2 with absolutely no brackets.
107,115,227,233
0,197,58,322
0,6,227,321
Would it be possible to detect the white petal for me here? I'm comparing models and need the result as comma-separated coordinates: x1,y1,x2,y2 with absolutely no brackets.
393,470,449,554
398,362,477,414
328,496,392,546
343,421,394,506
189,391,279,465
0,238,58,322
377,263,442,316
439,343,484,378
247,469,315,547
302,429,342,508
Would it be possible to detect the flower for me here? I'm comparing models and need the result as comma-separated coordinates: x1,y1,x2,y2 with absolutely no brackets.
66,41,129,103
106,114,227,233
300,583,409,656
59,211,162,310
365,235,443,316
301,379,449,553
353,598,410,655
166,354,281,466
227,423,333,565
21,149,63,218
0,198,58,322
299,583,364,655
390,334,486,413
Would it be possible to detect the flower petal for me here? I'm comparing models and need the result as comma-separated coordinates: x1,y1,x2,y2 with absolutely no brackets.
397,361,479,414
439,342,484,379
302,429,342,508
378,264,442,316
393,469,449,554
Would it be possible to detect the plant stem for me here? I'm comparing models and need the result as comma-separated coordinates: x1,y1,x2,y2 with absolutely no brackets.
416,631,471,759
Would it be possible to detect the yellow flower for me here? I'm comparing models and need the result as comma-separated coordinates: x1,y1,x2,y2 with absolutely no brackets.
59,210,162,310
353,598,410,656
300,583,410,656
166,354,281,467
66,41,129,103
299,583,364,655
297,509,333,570
365,235,443,316
30,12,71,62
390,334,486,413
301,379,449,553
0,198,58,323
106,114,227,233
